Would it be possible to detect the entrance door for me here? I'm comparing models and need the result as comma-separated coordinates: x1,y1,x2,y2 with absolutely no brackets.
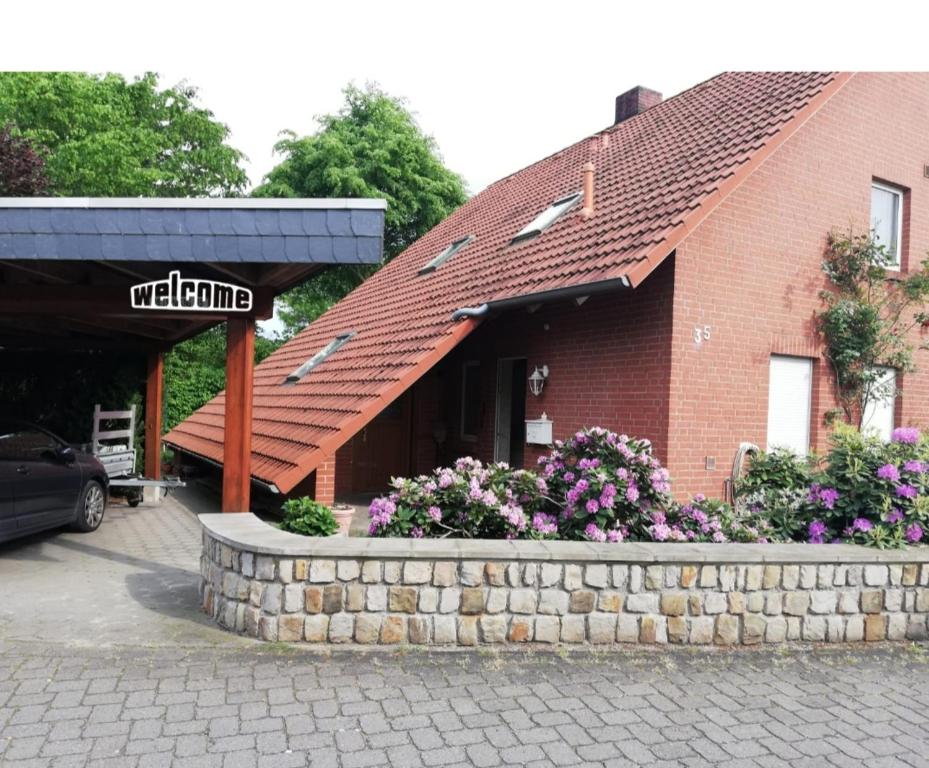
494,358,527,466
350,396,412,493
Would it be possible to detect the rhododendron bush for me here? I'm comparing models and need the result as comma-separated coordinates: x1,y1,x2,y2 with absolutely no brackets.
368,428,768,543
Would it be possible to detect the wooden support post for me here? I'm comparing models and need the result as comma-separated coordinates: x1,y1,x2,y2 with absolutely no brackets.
144,351,164,480
222,318,255,513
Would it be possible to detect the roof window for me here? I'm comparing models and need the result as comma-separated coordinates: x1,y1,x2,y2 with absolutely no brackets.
419,235,474,275
283,331,355,385
511,192,582,244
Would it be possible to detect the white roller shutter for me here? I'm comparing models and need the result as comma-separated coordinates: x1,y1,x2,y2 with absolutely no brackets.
767,356,812,455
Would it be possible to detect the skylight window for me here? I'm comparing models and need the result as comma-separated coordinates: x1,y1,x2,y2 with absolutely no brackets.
419,235,474,275
511,192,582,244
283,331,355,385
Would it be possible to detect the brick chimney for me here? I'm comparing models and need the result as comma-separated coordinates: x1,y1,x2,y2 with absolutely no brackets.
614,86,662,125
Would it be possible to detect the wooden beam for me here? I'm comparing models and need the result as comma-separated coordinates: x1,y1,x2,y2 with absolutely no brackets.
145,351,164,481
222,317,255,513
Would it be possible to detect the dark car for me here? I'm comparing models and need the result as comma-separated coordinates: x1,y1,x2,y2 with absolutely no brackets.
0,421,109,544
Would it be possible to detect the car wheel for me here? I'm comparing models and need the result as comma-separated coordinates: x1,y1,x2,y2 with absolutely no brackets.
73,480,106,532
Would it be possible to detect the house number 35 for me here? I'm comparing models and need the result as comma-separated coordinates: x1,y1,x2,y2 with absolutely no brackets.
693,325,711,343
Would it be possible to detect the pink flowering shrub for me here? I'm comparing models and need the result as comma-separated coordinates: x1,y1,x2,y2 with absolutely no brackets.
653,496,773,544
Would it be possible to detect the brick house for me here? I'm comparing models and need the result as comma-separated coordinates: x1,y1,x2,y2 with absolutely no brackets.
166,72,929,505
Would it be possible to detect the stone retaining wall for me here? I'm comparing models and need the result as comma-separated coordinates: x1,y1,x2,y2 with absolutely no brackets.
200,514,929,646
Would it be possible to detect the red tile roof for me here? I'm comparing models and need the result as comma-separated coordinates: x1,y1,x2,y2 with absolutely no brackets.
165,72,852,493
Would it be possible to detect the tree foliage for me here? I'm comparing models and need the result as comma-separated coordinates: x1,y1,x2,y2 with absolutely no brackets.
0,72,247,196
818,229,929,425
255,83,467,336
0,123,50,195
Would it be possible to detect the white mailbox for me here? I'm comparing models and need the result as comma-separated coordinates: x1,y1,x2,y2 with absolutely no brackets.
525,413,553,445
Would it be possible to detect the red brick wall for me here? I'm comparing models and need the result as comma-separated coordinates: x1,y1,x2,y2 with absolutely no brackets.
667,72,929,499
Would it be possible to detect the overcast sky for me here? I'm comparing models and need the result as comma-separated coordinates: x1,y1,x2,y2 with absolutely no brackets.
5,1,924,197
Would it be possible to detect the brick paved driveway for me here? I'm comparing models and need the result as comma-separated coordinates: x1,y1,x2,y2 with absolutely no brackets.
2,493,929,767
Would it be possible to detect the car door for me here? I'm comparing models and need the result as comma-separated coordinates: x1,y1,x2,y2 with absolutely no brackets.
6,427,83,533
0,431,17,539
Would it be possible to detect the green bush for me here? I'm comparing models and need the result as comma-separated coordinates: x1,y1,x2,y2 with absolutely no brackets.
279,497,338,537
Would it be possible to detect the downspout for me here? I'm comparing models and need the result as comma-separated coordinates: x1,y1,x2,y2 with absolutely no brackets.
451,304,489,321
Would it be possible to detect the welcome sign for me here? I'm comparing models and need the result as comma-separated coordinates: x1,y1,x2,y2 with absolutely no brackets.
131,271,253,312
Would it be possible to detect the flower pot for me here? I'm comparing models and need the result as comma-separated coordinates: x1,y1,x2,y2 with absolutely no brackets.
332,504,355,537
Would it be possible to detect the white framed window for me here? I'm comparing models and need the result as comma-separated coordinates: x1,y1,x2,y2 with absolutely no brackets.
767,355,813,456
871,181,903,269
862,366,896,442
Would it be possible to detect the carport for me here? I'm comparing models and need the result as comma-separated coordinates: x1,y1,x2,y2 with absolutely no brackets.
0,197,385,512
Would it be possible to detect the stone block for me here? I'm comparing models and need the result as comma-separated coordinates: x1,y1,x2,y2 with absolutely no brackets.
689,616,714,645
439,587,461,613
345,585,365,612
480,615,507,643
764,566,781,590
833,565,847,587
383,561,401,584
699,565,717,589
283,584,304,613
540,563,562,587
361,560,381,583
916,589,929,612
255,556,275,581
744,566,762,591
809,591,837,614
558,615,583,643
322,585,343,614
460,561,484,586
728,592,745,615
538,589,569,615
719,565,737,592
433,615,456,644
460,587,485,614
585,564,609,588
261,583,282,614
522,564,538,586
409,616,431,645
826,616,844,642
765,616,787,643
337,560,361,582
845,615,864,642
309,560,335,583
861,590,883,614
616,615,639,643
704,593,727,615
485,562,506,586
838,591,858,614
509,617,533,642
612,565,629,589
921,565,929,585
799,565,817,589
564,564,584,590
884,588,903,612
638,615,658,643
628,565,643,592
403,560,432,584
660,593,687,616
782,565,799,590
786,617,800,640
667,616,687,644
625,593,659,613
457,616,478,645
535,616,560,643
783,592,810,616
248,582,263,608
887,613,906,641
764,592,782,615
279,614,303,642
293,559,307,581
389,586,417,614
902,564,919,586
664,566,681,588
688,593,703,616
846,565,862,586
241,552,255,578
328,613,354,643
506,563,521,587
509,589,538,614
279,559,294,584
865,614,887,642
906,615,928,641
680,565,698,588
433,561,457,587
259,616,278,641
355,615,381,644
599,591,622,613
418,587,438,613
645,565,663,590
245,606,260,637
802,616,826,642
486,588,507,614
743,614,765,645
714,615,739,645
864,565,888,587
366,585,387,612
588,613,616,643
569,590,596,613
380,616,406,644
817,565,834,588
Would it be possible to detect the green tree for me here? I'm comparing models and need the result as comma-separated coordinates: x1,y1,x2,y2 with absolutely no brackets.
0,72,246,196
818,229,929,426
255,83,467,336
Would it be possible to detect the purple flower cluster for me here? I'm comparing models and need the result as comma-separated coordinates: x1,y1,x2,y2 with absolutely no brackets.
808,519,827,544
807,484,840,510
891,427,921,445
